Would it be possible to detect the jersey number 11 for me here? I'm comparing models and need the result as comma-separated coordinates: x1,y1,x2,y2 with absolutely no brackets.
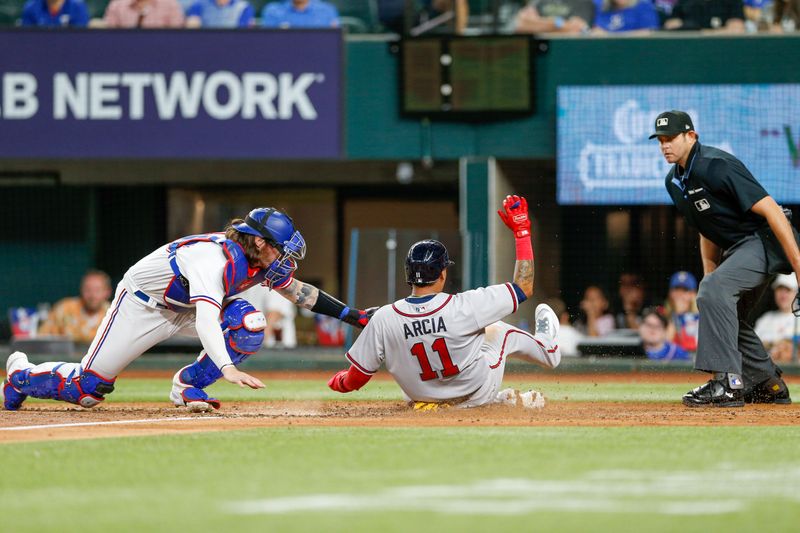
410,338,460,381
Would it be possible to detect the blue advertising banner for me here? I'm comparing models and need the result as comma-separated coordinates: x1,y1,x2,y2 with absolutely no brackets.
557,85,800,205
0,30,342,159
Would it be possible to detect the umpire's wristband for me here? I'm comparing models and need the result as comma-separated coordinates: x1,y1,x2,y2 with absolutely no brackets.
310,290,348,320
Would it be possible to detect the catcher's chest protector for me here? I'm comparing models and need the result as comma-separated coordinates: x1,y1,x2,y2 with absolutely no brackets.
164,233,269,311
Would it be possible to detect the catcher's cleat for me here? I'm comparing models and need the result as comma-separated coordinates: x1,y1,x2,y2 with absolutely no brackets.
743,376,792,405
170,386,221,412
682,378,744,408
3,352,31,411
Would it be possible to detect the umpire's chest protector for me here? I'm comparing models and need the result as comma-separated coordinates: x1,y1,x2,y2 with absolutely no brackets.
164,233,269,311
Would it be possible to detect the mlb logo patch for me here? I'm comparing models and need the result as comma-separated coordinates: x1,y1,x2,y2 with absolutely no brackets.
694,199,711,212
657,118,668,127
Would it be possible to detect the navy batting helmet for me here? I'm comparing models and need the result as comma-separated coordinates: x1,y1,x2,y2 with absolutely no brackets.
405,240,455,286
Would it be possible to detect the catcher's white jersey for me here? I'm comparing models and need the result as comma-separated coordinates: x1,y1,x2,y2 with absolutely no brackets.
347,283,523,402
123,240,227,310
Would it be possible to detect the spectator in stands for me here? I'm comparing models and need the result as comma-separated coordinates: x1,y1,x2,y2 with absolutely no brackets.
261,0,339,28
21,0,90,26
663,0,745,32
614,272,647,329
754,274,800,363
545,297,583,356
38,270,112,344
592,0,660,33
664,270,700,352
378,0,469,34
772,0,800,31
743,0,765,31
515,0,596,34
103,0,185,27
653,0,679,25
262,288,298,348
185,0,254,27
177,0,196,13
575,285,615,337
640,307,691,361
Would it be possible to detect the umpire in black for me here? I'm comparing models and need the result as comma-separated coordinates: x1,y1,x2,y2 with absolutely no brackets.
651,110,800,407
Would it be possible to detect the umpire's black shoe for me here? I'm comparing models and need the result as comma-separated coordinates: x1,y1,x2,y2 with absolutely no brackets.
743,376,792,405
682,379,745,408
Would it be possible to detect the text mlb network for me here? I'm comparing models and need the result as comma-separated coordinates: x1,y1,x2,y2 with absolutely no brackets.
0,71,327,121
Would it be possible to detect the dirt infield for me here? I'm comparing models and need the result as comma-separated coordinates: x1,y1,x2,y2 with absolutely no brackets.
2,373,798,443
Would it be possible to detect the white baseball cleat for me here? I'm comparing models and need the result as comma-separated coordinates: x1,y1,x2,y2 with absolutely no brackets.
496,388,519,406
3,352,32,411
496,388,546,409
535,304,559,341
185,401,214,413
6,351,30,376
518,390,546,409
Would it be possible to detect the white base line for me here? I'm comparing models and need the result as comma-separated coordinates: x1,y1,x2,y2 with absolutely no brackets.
0,417,219,432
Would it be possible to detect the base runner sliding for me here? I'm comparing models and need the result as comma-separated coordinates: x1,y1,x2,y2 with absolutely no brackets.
328,195,562,409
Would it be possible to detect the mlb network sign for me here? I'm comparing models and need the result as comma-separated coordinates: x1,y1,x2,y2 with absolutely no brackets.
0,30,342,158
557,85,800,205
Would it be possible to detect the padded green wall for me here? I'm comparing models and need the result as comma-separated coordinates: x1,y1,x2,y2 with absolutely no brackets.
346,36,800,159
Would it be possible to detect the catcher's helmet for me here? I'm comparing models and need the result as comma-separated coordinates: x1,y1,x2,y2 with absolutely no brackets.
234,207,306,257
233,208,294,249
405,240,455,286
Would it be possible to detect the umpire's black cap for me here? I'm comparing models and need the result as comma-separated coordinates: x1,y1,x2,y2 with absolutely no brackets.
649,110,695,139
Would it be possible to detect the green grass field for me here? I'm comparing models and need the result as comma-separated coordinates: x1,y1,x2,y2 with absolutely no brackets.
2,379,799,532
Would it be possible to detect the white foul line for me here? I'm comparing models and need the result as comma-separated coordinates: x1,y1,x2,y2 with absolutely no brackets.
0,416,219,432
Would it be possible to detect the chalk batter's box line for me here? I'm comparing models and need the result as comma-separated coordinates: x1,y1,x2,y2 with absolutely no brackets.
0,416,221,432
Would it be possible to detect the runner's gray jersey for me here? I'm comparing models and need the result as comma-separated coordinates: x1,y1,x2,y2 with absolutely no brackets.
347,283,521,402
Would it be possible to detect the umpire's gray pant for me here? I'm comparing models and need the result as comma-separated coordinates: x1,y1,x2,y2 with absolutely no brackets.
695,233,779,387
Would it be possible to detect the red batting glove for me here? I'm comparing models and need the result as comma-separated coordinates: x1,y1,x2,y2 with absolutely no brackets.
498,195,533,260
498,195,531,238
328,370,352,393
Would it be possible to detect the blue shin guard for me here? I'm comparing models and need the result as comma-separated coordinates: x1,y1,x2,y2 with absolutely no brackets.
9,365,115,408
171,298,265,409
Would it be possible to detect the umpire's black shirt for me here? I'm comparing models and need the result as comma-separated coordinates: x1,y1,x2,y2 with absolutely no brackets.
665,142,768,251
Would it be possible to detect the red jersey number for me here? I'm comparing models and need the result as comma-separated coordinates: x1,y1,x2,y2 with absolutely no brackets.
410,338,460,381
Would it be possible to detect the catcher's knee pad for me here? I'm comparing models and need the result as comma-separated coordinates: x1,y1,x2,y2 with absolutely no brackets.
12,366,115,408
221,299,266,356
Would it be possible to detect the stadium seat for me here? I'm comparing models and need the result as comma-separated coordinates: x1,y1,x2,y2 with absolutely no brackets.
84,0,111,19
328,0,379,31
0,4,21,27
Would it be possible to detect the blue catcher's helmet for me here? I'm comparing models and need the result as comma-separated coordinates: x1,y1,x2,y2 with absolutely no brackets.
220,299,267,356
405,240,455,286
233,207,306,288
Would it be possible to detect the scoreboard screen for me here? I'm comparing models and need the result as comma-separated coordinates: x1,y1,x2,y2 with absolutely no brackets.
400,35,536,118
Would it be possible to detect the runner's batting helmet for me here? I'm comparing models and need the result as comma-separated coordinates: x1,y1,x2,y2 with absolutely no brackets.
405,240,455,286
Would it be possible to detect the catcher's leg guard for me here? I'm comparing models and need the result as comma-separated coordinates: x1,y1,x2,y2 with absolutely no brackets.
9,363,115,408
3,351,34,410
170,355,225,410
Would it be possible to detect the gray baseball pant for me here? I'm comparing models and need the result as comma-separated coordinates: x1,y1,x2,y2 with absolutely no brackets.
695,233,779,387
